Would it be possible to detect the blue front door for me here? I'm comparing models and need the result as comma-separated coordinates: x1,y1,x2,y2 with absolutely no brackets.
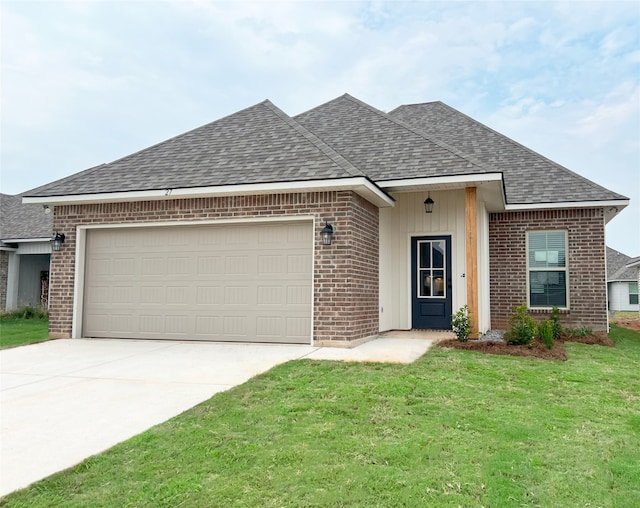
411,236,453,329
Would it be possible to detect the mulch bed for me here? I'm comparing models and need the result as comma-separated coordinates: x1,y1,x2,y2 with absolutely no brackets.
437,331,614,361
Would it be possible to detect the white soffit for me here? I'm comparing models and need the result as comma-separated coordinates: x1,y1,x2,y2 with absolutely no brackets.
378,173,504,193
22,178,396,209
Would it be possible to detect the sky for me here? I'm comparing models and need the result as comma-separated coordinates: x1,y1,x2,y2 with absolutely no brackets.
1,0,639,256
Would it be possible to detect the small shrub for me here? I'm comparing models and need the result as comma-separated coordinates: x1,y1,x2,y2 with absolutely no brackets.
451,305,471,342
505,303,537,346
539,320,554,349
550,306,562,340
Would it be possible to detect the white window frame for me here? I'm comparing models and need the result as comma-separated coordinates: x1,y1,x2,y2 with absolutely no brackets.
629,282,639,306
526,230,569,310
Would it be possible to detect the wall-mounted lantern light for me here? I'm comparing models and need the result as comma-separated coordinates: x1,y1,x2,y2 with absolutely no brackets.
424,193,435,214
51,232,65,251
321,222,334,246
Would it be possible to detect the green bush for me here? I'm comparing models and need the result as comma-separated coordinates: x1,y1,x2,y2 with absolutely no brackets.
451,305,471,342
539,320,554,349
550,306,562,340
0,305,49,321
505,302,537,346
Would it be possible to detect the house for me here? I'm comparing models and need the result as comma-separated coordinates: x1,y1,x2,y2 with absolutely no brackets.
22,94,629,345
606,247,639,312
0,193,54,311
624,256,640,315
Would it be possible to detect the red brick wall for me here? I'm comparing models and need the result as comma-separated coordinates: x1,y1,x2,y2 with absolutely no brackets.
50,191,379,344
489,208,607,331
314,192,379,343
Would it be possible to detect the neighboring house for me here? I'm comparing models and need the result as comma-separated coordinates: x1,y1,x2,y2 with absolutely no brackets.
22,95,629,345
0,193,54,311
606,247,639,312
625,256,640,315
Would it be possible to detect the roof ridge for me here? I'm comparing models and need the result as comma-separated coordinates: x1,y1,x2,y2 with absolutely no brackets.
262,100,365,179
426,102,628,200
341,94,500,177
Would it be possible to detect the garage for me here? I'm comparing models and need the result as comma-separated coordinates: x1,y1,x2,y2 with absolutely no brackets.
82,221,313,344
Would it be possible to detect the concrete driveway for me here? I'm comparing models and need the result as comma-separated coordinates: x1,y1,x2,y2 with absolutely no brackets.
0,336,435,496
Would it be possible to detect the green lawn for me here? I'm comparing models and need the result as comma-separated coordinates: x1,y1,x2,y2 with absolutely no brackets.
2,326,639,507
0,318,49,349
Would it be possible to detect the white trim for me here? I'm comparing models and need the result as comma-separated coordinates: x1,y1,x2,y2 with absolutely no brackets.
380,173,504,189
526,230,570,310
72,216,317,343
506,199,629,211
1,237,51,243
22,177,395,209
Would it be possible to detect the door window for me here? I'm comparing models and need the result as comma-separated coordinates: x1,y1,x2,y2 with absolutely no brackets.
417,240,446,298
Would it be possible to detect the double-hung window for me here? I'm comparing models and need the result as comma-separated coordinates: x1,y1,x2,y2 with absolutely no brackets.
527,231,568,308
630,283,639,305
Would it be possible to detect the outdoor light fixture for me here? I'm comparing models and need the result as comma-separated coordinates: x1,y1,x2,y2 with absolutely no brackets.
43,205,51,215
424,193,435,214
321,221,334,246
51,232,65,252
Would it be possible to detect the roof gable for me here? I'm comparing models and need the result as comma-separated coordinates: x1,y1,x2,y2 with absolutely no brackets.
607,246,637,281
294,94,492,182
25,101,365,198
389,101,627,205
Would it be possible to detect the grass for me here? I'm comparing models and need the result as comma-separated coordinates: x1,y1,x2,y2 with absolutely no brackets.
0,310,49,349
2,326,639,507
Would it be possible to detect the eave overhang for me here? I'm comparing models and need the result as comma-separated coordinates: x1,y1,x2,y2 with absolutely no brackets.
22,177,396,209
506,200,629,224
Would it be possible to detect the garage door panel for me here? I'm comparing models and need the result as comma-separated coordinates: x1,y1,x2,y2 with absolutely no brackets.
83,222,312,343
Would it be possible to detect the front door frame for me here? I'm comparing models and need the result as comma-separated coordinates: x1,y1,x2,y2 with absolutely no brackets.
410,234,453,330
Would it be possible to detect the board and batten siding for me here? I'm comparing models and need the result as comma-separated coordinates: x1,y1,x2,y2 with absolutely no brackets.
608,281,639,312
379,190,490,332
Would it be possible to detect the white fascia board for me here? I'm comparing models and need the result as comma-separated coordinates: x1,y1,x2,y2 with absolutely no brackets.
379,173,504,190
22,178,395,209
0,237,51,243
506,199,629,224
505,199,629,211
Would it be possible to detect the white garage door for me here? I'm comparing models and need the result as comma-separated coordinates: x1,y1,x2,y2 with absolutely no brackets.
83,221,313,343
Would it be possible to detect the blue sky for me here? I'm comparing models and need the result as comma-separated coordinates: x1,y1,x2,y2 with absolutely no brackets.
1,0,639,255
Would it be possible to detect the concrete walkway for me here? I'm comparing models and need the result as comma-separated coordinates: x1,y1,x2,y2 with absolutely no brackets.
0,335,437,497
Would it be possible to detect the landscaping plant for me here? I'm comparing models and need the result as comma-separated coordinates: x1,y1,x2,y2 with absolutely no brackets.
550,306,562,339
505,302,537,346
538,319,554,349
451,304,471,342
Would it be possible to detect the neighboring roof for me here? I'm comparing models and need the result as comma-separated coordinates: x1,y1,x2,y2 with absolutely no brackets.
23,94,628,208
0,193,53,242
607,247,637,282
389,101,627,205
626,256,640,269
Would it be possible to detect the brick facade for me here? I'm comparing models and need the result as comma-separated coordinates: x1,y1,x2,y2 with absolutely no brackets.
489,208,607,331
0,250,8,311
49,191,379,345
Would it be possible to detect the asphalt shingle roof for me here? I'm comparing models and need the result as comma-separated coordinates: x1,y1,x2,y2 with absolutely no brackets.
23,94,627,207
1,193,53,241
294,94,494,181
389,101,627,204
25,100,364,198
606,247,637,281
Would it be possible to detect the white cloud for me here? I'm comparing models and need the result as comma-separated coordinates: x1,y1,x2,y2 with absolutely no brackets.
1,0,638,253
